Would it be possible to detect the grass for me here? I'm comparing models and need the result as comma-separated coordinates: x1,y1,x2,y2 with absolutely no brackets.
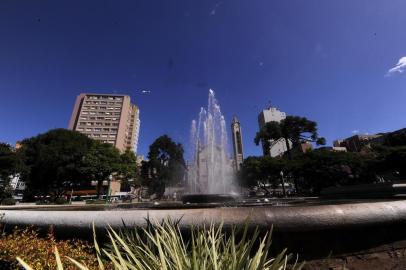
16,220,304,270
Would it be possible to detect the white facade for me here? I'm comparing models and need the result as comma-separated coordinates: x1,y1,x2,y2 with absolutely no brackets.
269,138,292,157
258,106,290,157
10,175,25,191
258,107,286,128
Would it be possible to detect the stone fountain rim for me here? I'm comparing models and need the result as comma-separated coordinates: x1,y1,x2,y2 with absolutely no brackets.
1,199,406,234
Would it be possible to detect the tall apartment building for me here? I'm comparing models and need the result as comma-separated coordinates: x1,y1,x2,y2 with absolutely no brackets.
68,93,140,153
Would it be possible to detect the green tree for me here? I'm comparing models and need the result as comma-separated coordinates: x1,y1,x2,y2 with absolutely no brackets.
239,156,288,196
254,116,325,158
0,143,23,201
116,150,139,191
81,140,121,197
372,145,406,179
290,150,376,194
384,129,406,147
254,116,325,192
144,135,185,199
19,129,94,200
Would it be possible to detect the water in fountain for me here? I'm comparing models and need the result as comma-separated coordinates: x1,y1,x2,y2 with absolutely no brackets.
188,89,235,194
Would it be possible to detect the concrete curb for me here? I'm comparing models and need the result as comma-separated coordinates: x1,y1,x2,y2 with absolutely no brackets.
1,200,406,234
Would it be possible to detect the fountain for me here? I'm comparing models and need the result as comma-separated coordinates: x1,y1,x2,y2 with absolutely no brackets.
3,89,406,259
183,89,237,203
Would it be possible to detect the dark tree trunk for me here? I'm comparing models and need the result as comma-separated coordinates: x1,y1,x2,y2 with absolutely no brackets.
96,180,103,197
284,137,298,194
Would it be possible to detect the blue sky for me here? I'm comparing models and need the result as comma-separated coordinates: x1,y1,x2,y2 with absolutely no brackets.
1,0,406,159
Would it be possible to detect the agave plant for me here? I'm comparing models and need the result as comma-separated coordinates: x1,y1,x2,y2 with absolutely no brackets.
17,220,304,270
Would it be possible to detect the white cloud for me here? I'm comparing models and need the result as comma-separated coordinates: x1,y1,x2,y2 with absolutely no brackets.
351,130,359,134
386,56,406,76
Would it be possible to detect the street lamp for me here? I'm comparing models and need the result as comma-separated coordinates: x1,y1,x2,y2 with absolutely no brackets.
280,171,287,198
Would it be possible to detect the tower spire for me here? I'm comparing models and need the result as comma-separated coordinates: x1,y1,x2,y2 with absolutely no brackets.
231,116,244,171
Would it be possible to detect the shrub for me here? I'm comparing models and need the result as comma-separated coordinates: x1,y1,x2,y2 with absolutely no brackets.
0,227,107,270
0,198,16,205
54,197,69,205
85,199,107,205
18,221,304,270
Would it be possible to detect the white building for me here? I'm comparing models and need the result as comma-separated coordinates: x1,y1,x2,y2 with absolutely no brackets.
10,175,25,191
258,106,286,128
269,138,292,157
258,106,290,157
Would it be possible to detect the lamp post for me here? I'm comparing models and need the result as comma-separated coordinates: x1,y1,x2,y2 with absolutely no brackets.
280,171,287,198
105,175,112,203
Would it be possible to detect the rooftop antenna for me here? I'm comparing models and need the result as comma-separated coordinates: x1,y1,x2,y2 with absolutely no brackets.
267,100,272,109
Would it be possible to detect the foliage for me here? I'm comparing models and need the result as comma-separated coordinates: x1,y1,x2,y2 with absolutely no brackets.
384,129,406,147
371,145,406,179
0,143,23,201
290,150,376,194
18,129,94,199
85,199,108,205
54,197,70,205
240,150,378,195
116,150,139,191
18,221,304,270
143,135,186,198
80,140,121,197
0,197,16,205
17,128,138,200
0,227,107,270
254,116,325,157
239,156,288,195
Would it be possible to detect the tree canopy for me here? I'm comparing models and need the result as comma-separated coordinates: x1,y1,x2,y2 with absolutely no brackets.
239,156,288,195
0,143,23,201
5,129,140,201
115,150,139,192
143,135,185,198
19,129,94,198
81,140,122,196
254,116,325,157
240,149,387,196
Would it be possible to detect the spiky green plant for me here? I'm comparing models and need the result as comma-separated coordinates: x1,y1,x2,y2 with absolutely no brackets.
17,220,304,270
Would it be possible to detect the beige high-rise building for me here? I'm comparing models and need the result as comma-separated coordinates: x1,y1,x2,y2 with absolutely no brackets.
68,93,140,153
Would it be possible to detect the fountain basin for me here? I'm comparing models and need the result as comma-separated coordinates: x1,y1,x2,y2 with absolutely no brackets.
2,199,406,233
181,194,237,204
3,199,406,258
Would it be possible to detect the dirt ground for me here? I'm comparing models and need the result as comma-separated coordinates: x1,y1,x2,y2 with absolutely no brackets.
303,249,406,270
